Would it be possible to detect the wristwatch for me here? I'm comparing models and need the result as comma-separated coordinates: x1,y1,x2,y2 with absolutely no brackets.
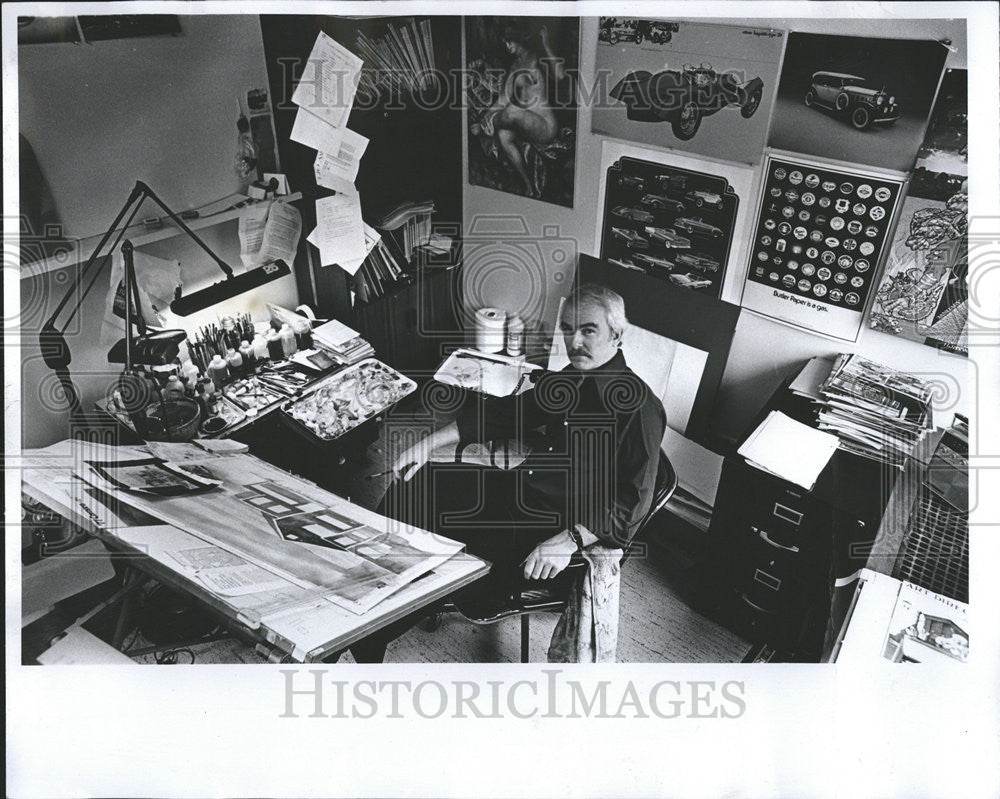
568,526,584,551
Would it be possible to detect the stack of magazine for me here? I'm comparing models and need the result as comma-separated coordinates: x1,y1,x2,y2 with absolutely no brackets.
312,318,375,364
375,200,436,261
352,239,409,305
816,354,934,467
353,18,436,100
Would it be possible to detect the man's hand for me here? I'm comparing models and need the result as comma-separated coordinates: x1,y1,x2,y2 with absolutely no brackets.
523,530,577,580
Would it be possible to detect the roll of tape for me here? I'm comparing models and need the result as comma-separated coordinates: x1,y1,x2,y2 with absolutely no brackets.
475,307,507,353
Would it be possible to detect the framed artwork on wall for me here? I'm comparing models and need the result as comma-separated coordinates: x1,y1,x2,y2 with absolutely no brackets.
464,17,579,207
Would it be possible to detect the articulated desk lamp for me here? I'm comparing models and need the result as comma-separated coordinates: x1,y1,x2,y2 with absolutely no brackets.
39,180,290,435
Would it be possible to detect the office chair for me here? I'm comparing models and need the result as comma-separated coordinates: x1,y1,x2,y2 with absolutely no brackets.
426,449,677,663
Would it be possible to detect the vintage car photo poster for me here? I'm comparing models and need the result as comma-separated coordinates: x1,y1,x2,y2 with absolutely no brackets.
592,20,784,164
740,152,905,341
768,33,947,172
869,69,969,356
465,17,579,206
600,156,740,298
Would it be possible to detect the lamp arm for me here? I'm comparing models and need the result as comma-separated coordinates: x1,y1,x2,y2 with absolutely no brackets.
44,181,147,328
136,181,234,279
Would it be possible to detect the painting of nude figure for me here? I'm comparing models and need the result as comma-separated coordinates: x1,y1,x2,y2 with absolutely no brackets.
465,17,579,207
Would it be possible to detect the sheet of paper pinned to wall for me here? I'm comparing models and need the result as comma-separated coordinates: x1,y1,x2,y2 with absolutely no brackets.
291,106,347,154
292,31,363,132
310,192,367,270
239,201,302,269
238,203,270,268
314,128,369,192
311,221,379,275
256,201,302,267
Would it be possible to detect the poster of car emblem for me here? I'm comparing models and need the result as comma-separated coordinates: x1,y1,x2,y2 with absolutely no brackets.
868,69,968,356
740,153,904,341
592,20,784,164
767,32,947,172
601,156,741,297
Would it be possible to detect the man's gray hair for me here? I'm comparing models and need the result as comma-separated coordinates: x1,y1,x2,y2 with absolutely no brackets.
563,283,628,340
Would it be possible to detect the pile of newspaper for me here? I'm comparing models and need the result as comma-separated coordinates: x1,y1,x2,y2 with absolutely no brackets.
816,354,935,467
312,318,375,365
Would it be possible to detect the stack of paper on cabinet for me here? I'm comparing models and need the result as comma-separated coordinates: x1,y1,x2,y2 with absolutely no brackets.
738,411,840,490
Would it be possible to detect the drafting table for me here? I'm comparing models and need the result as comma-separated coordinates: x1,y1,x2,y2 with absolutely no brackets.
19,439,489,662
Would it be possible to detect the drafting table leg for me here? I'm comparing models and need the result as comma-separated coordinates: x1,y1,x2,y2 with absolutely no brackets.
111,567,145,649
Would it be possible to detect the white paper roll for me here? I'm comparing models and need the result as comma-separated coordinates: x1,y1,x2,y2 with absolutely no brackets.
475,307,507,353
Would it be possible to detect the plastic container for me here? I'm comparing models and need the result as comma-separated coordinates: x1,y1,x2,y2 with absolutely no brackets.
279,323,297,357
506,313,524,357
181,360,200,388
163,374,185,401
252,333,269,362
239,340,255,373
226,347,244,379
266,329,284,361
208,355,229,391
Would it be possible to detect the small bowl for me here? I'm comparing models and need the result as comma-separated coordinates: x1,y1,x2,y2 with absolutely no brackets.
144,399,201,441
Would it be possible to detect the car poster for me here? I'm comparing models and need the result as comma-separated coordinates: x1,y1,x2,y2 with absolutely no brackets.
600,156,740,298
868,69,968,356
768,32,948,172
465,17,579,207
740,152,905,342
591,19,785,165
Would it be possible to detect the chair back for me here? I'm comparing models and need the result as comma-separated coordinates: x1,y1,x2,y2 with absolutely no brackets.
621,449,678,565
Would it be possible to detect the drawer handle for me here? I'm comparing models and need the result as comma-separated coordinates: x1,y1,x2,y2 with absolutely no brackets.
758,530,800,553
773,502,803,526
738,592,777,615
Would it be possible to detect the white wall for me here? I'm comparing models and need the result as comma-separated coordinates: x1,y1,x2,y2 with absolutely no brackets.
18,15,296,448
462,15,970,444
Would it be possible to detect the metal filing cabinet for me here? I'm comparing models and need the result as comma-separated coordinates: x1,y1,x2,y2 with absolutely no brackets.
700,384,896,662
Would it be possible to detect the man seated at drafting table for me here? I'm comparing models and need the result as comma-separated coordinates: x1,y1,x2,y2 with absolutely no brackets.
383,284,667,614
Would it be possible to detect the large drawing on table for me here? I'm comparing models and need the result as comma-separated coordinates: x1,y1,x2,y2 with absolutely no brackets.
600,156,740,298
575,254,739,444
82,454,463,614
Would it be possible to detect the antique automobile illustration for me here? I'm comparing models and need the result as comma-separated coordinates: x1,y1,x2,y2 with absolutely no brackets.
804,71,899,130
669,273,713,290
633,252,677,271
617,173,646,190
598,18,679,46
685,189,724,210
644,226,692,248
611,227,649,249
673,216,724,238
609,63,764,140
675,252,720,272
641,193,686,212
612,205,655,223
